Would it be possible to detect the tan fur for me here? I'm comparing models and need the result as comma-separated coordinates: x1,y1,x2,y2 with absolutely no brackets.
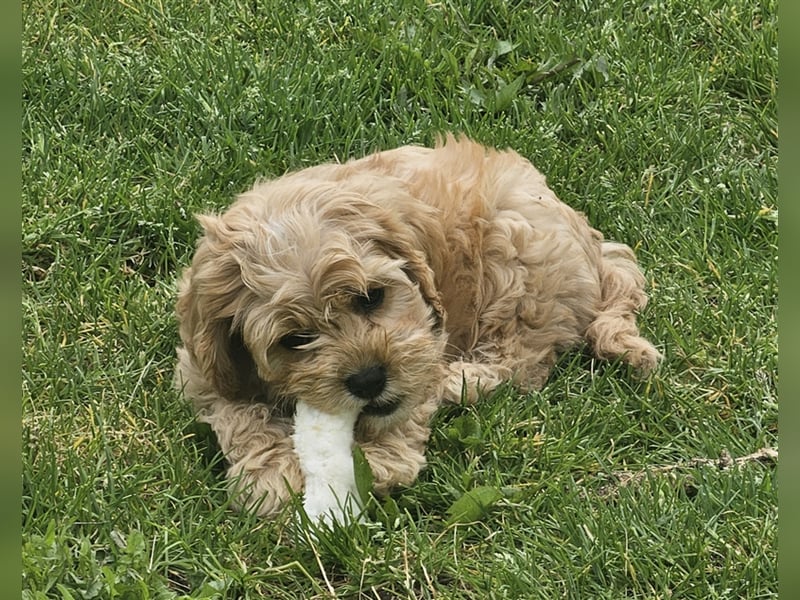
175,135,661,517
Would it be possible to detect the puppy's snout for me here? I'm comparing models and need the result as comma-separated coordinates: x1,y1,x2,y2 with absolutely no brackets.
346,365,387,400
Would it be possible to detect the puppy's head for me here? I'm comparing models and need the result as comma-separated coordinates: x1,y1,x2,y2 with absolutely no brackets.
176,171,447,431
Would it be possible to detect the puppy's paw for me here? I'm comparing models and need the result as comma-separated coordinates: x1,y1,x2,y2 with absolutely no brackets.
624,341,663,375
442,361,509,404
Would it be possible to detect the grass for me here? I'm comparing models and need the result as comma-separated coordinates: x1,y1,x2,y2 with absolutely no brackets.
22,0,777,597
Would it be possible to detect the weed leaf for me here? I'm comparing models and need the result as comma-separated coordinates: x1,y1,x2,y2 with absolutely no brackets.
446,414,483,447
353,444,374,505
493,40,516,58
446,485,504,525
494,74,525,112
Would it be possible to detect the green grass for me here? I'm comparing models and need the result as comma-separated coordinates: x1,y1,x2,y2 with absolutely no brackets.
22,0,777,597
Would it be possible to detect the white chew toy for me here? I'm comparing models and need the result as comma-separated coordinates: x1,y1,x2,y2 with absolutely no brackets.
292,400,362,525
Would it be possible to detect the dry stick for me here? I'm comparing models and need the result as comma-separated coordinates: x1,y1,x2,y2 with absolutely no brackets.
302,526,337,598
598,447,778,497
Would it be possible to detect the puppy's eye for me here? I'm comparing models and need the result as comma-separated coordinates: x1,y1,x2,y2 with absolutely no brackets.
279,332,318,350
353,287,385,314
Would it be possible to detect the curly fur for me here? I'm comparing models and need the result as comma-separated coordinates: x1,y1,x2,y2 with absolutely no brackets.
175,135,661,517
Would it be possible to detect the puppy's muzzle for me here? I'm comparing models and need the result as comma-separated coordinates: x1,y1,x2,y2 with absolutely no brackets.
346,365,387,400
347,365,402,417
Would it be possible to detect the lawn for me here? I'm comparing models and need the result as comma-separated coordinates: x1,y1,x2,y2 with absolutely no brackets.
22,0,777,598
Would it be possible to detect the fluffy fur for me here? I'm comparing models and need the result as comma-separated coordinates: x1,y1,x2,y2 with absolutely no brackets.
175,135,661,518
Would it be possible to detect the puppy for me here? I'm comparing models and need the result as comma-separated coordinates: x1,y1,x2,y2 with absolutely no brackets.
175,135,660,518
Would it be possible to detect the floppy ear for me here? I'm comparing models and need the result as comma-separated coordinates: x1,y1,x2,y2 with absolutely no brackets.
176,215,262,401
377,233,446,330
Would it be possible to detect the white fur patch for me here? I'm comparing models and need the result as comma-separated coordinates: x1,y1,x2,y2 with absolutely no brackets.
292,401,361,524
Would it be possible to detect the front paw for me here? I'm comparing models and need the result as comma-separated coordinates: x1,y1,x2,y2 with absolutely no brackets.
442,361,508,404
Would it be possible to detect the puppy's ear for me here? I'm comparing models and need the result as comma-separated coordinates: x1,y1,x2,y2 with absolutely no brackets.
176,217,261,400
348,202,446,329
384,237,446,330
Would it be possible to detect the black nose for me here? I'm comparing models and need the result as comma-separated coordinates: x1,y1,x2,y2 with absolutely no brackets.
346,365,387,400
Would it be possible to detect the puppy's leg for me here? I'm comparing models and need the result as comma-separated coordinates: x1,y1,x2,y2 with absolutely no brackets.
443,357,558,405
584,242,662,373
201,401,304,517
357,399,437,495
442,359,512,405
442,333,561,404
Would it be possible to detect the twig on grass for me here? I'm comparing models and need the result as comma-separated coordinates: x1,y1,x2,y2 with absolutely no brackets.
302,527,338,599
598,447,778,498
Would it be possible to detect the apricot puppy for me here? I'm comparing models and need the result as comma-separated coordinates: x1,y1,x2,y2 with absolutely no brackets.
175,135,660,517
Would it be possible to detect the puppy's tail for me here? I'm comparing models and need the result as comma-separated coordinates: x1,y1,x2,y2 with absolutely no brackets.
584,241,662,374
